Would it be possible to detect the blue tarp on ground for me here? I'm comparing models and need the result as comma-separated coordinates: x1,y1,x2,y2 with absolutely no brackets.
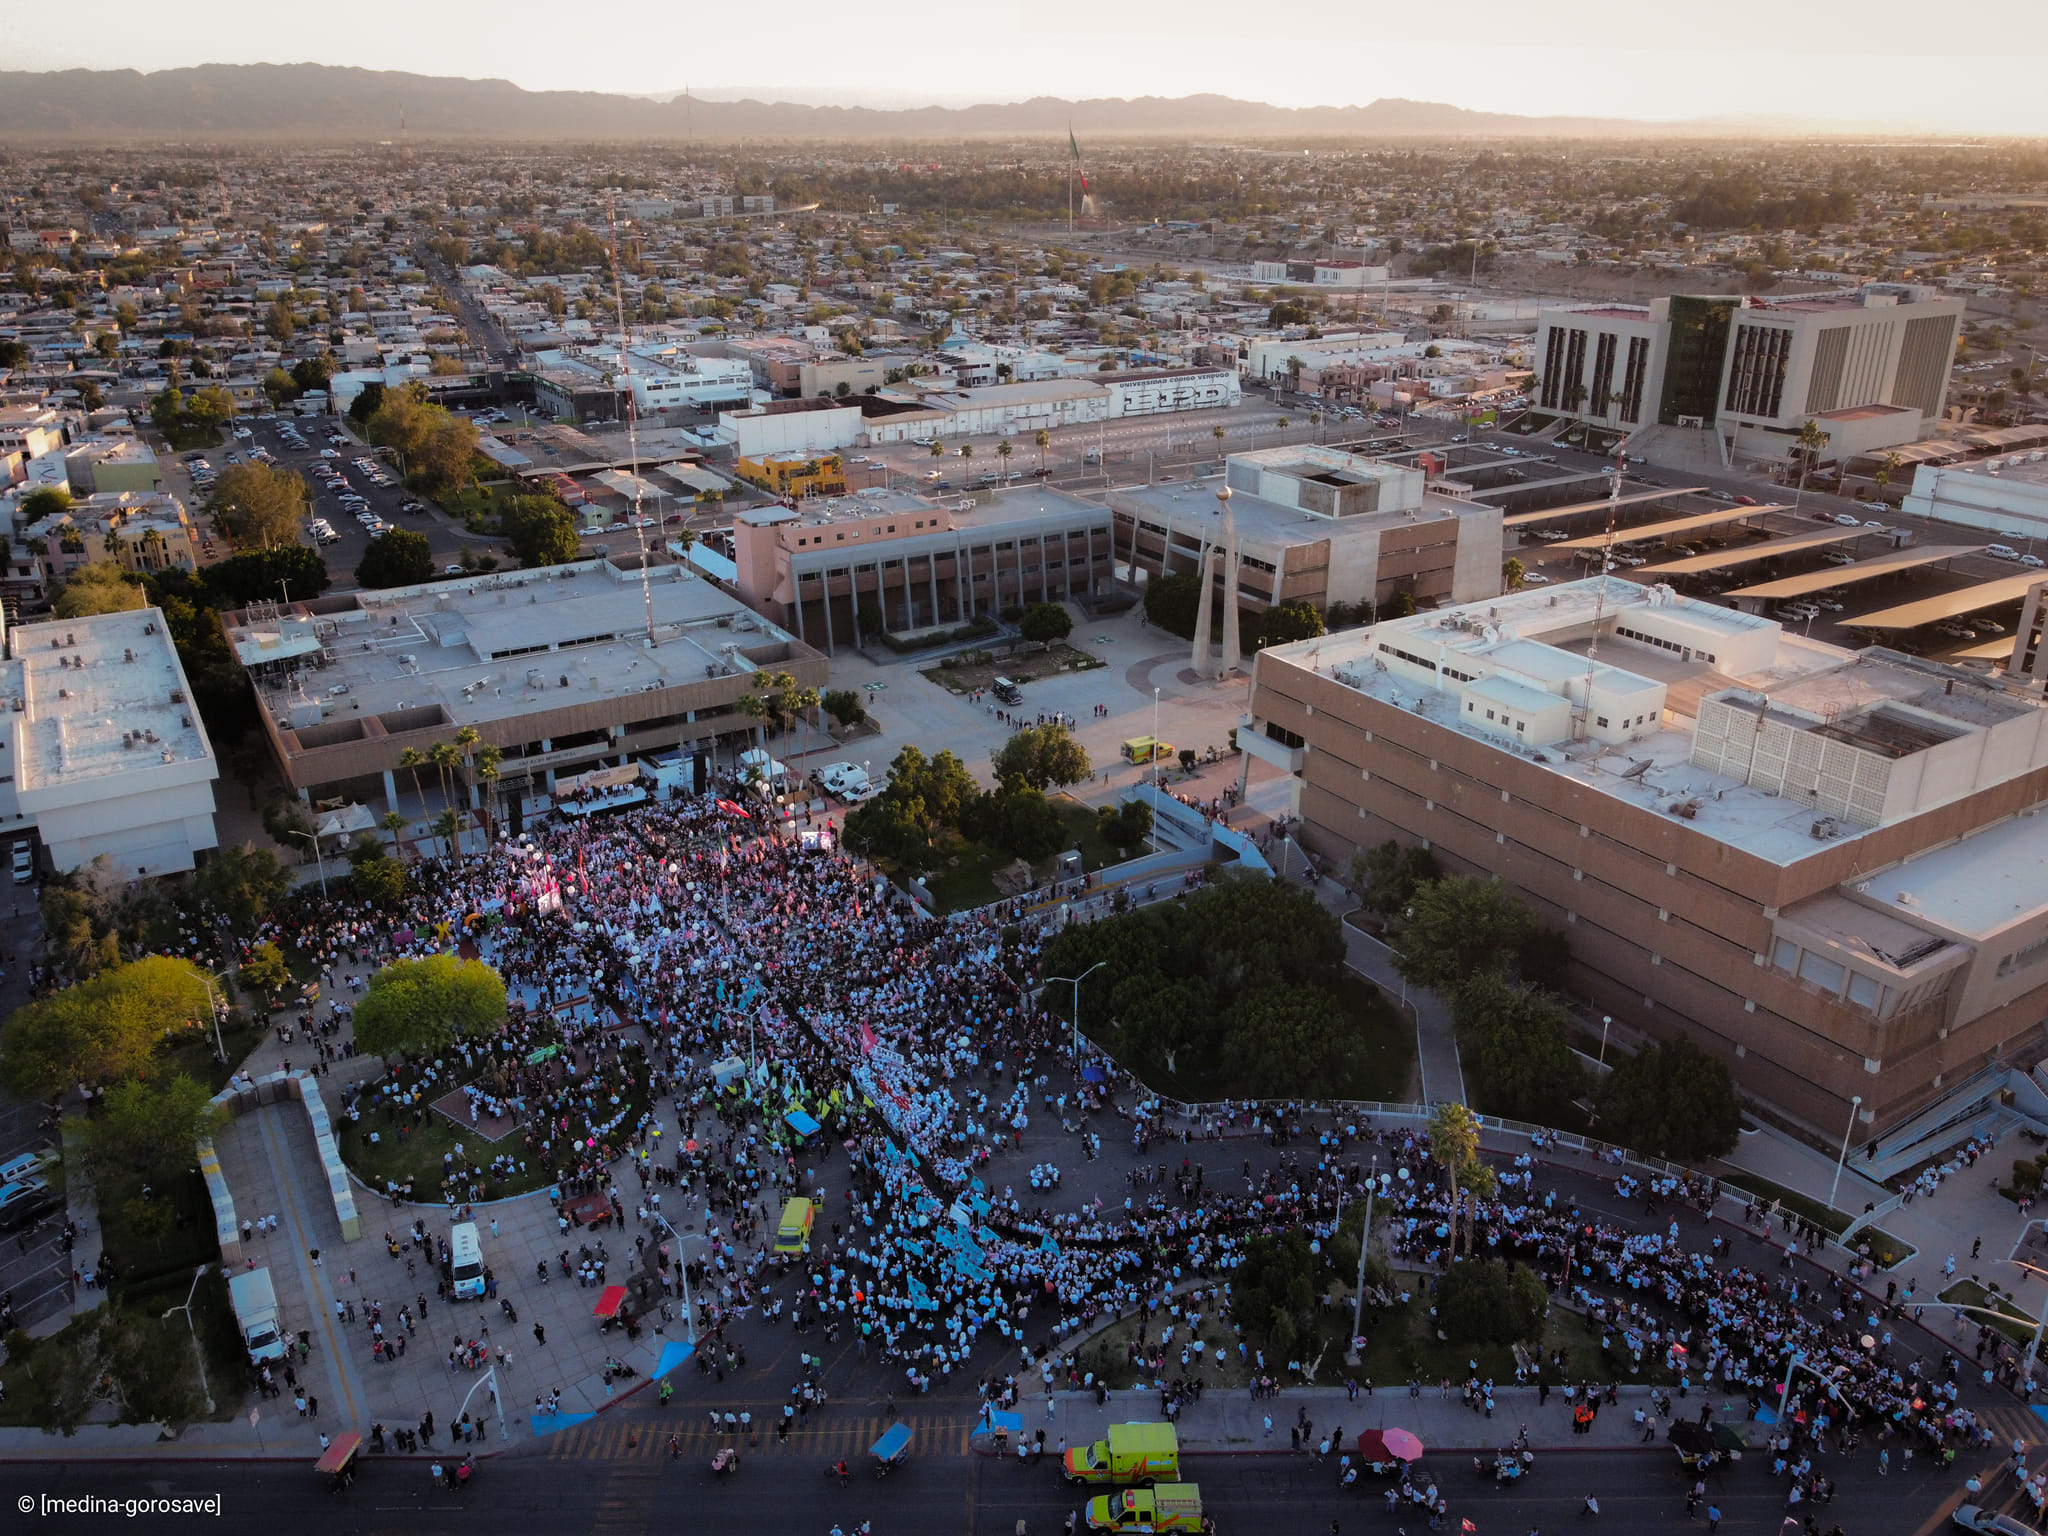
785,1109,821,1136
531,1411,596,1438
654,1340,696,1378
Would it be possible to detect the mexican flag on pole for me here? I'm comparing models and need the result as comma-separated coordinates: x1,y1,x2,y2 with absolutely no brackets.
1069,126,1089,193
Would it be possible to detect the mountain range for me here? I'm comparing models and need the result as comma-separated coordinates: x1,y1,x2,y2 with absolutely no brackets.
0,64,1918,141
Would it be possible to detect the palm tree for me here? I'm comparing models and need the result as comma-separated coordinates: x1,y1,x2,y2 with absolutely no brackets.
1211,423,1226,457
428,739,463,833
1428,1102,1493,1259
928,439,945,472
1034,428,1050,473
958,443,974,465
1874,450,1905,497
431,808,463,863
995,439,1013,479
398,747,428,820
1793,418,1829,509
472,745,502,847
380,810,411,861
735,691,767,757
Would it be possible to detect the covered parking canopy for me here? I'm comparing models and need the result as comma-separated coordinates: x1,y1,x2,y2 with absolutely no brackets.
1636,526,1862,576
1503,486,1707,528
1724,544,1985,602
1843,572,2045,631
1549,505,1784,551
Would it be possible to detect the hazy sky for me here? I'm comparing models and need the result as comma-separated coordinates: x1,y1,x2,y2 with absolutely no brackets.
18,0,2048,134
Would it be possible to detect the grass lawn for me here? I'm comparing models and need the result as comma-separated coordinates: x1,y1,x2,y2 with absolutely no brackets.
98,1167,221,1303
157,1009,272,1095
1073,1282,1665,1398
915,801,1135,915
1718,1174,1916,1267
1939,1280,2038,1348
164,423,222,452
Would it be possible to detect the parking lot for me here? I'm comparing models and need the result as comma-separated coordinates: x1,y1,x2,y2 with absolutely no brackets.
219,413,505,585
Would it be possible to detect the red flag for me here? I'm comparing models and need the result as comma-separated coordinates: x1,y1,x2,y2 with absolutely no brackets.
860,1022,878,1054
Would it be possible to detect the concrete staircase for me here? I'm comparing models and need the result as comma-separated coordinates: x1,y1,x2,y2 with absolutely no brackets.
1625,422,1732,475
1857,1061,2031,1183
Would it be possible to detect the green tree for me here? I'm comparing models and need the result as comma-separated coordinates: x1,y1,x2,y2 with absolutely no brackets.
238,940,292,1005
18,486,73,525
260,367,299,407
1453,973,1585,1122
347,380,386,425
412,414,481,492
1392,876,1542,999
264,298,296,343
52,564,146,619
843,744,978,867
1792,417,1829,508
1257,599,1325,646
0,956,214,1098
499,496,582,568
1595,1037,1742,1162
86,1074,221,1187
352,954,507,1059
1434,1257,1548,1346
1142,570,1203,639
1019,601,1073,647
991,722,1091,793
820,689,867,730
961,785,1067,861
203,545,329,608
356,528,434,589
1501,556,1526,591
350,851,406,907
366,383,435,467
211,463,308,550
107,1311,204,1424
190,844,292,937
149,386,185,434
1348,838,1439,919
1095,798,1153,854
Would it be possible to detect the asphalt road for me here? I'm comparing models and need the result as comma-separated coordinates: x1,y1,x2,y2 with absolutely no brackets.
0,1445,1991,1536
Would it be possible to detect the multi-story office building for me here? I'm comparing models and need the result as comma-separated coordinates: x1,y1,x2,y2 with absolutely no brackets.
0,607,219,881
732,486,1114,653
1535,286,1964,458
1245,576,2048,1140
1111,446,1503,619
232,558,824,822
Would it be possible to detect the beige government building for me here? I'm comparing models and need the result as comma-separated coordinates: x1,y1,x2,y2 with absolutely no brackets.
1245,576,2048,1142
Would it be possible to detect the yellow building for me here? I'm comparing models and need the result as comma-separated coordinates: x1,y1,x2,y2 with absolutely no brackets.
735,451,845,500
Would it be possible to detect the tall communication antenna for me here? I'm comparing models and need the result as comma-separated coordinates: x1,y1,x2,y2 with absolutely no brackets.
1572,442,1629,741
604,197,659,650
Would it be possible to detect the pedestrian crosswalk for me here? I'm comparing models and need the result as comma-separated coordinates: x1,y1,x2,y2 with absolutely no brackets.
1975,1403,2043,1447
549,1410,977,1462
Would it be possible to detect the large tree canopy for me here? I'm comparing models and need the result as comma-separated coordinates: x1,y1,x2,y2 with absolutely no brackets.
1595,1036,1743,1163
352,954,507,1059
0,956,214,1098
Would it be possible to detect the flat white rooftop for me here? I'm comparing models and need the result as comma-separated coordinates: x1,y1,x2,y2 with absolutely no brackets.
1861,809,2048,940
1267,578,1868,865
13,608,211,791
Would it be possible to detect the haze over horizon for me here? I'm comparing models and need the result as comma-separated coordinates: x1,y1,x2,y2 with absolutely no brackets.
14,0,2048,137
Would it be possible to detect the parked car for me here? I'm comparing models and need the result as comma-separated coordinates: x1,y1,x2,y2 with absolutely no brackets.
1951,1503,2043,1535
0,1178,59,1232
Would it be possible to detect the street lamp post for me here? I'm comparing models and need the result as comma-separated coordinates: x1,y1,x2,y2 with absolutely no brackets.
286,828,329,901
1598,1015,1612,1066
1828,1094,1863,1210
162,1264,215,1415
1045,961,1107,1068
1351,1159,1379,1345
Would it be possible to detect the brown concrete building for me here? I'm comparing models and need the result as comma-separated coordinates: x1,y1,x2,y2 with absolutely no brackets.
1111,446,1503,621
732,486,1115,654
1245,576,2048,1141
231,557,824,822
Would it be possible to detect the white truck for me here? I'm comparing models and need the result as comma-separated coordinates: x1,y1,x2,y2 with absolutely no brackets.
813,761,878,803
229,1267,287,1364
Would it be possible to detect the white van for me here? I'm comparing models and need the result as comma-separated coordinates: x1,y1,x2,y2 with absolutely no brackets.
446,1221,486,1299
1987,544,2022,561
229,1267,287,1363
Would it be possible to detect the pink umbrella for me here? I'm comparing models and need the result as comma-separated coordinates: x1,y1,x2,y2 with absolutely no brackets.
1358,1428,1426,1462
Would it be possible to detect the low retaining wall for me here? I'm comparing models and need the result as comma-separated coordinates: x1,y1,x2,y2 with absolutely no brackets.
205,1070,361,1245
198,1138,237,1268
